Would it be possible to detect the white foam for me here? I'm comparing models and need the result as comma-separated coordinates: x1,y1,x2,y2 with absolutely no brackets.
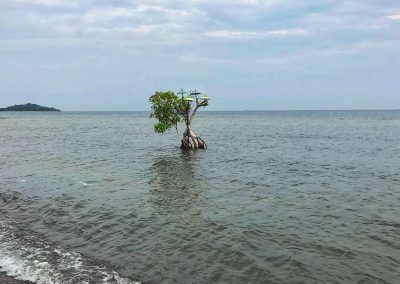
0,221,140,284
79,182,92,186
114,272,139,284
0,244,62,284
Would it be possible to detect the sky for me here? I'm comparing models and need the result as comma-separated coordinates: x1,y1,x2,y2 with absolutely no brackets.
0,0,399,111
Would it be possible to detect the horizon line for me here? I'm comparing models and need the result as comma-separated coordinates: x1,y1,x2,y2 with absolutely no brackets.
46,108,399,112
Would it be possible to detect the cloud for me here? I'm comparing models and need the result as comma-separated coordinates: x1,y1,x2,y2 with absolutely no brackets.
15,0,77,7
83,4,192,23
86,25,157,35
0,0,399,110
204,28,309,39
387,14,400,20
150,0,284,8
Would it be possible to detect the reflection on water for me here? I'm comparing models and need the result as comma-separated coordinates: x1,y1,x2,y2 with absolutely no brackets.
148,151,200,214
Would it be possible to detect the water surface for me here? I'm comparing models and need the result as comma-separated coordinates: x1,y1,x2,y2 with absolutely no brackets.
0,111,399,283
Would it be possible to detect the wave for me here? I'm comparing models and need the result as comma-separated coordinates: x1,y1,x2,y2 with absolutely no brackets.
0,221,140,284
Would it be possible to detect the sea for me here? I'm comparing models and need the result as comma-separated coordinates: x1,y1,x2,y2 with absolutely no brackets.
0,111,399,284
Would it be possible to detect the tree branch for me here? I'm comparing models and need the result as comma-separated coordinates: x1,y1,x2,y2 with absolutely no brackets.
183,102,191,125
189,99,208,124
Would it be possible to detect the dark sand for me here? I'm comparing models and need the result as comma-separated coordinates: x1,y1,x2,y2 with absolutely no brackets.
0,272,34,284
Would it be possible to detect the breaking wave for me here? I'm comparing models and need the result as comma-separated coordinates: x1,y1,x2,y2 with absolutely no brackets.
0,221,140,284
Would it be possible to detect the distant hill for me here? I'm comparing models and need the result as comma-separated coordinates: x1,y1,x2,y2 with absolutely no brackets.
0,103,60,111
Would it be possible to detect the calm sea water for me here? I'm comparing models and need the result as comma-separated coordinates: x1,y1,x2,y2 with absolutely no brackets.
0,111,399,284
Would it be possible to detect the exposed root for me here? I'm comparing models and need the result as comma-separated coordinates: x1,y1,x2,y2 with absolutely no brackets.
180,128,207,150
180,135,191,149
197,137,207,149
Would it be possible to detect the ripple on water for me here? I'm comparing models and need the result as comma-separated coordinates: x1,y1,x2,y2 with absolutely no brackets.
0,111,400,283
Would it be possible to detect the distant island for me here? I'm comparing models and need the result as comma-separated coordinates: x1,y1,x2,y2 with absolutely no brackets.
0,103,60,111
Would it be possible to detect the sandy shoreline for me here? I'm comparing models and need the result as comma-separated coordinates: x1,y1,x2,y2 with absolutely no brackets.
0,272,34,284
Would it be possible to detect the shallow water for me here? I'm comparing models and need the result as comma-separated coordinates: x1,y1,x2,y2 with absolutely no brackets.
0,111,399,283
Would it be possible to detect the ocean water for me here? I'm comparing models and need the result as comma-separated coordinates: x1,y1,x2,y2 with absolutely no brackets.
0,111,399,284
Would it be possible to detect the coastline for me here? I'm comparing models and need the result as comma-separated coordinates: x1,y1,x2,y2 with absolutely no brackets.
0,272,34,284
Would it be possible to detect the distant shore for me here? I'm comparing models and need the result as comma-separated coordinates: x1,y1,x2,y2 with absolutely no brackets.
0,103,60,112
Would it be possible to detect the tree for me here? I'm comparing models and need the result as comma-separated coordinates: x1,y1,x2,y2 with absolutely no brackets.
149,89,209,149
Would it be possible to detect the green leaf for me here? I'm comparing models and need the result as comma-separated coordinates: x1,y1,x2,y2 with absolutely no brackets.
149,91,187,133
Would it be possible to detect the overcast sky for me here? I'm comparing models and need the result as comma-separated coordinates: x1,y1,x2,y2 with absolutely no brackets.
0,0,399,110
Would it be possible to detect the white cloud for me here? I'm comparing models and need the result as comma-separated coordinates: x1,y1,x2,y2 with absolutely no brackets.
187,0,283,6
1,1,398,51
84,4,191,23
146,0,281,6
84,8,137,23
204,28,309,39
86,25,157,35
387,14,400,20
16,0,76,7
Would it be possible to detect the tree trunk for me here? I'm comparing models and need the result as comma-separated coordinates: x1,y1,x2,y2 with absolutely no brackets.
180,97,208,150
180,125,206,149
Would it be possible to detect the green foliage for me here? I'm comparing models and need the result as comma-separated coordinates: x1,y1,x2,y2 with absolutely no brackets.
0,103,60,111
149,91,187,133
